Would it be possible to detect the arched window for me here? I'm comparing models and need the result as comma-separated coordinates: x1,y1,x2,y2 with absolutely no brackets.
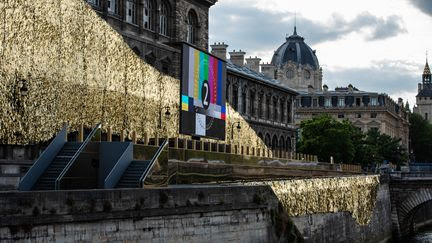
271,135,278,150
265,134,271,147
242,91,247,114
125,0,136,24
250,91,256,117
159,1,169,36
143,0,155,30
280,101,284,122
280,137,285,151
287,101,292,123
258,93,263,118
286,137,292,150
232,86,238,111
187,10,198,44
266,96,271,120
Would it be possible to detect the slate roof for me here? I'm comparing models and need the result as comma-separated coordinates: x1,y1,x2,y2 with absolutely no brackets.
271,27,319,70
226,61,299,95
417,84,432,97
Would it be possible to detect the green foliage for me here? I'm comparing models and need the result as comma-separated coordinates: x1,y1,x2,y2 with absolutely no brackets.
298,115,408,166
409,113,432,162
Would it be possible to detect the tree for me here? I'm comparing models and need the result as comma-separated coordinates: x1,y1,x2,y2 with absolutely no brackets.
297,115,359,163
298,115,408,167
409,113,432,162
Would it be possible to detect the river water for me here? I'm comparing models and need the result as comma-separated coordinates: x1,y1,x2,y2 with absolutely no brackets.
409,226,432,242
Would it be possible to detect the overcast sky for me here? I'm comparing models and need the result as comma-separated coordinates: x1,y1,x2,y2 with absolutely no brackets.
209,0,432,108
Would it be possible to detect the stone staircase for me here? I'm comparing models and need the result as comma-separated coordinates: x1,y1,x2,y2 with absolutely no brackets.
116,160,151,188
32,142,82,190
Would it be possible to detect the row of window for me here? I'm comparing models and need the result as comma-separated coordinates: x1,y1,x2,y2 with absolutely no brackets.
228,86,293,124
299,96,382,108
87,0,199,44
335,113,378,119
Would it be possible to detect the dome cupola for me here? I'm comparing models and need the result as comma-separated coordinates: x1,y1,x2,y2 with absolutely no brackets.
271,27,319,70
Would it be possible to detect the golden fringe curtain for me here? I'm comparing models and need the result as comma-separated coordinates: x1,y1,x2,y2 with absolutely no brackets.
0,0,267,149
249,175,380,225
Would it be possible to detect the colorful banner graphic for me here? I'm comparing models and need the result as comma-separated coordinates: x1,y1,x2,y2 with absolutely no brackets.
180,44,226,140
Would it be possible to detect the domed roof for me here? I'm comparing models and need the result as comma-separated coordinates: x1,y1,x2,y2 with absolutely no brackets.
271,27,319,70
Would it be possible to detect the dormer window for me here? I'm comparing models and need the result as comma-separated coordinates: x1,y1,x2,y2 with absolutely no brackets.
371,97,378,106
107,0,117,14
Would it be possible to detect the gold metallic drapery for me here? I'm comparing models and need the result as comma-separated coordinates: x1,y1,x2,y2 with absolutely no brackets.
0,0,267,150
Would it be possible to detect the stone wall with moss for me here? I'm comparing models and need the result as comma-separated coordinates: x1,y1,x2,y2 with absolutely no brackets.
0,0,267,150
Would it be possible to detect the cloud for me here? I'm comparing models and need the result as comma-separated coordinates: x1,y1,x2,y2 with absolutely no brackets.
408,0,432,16
209,4,406,55
323,60,419,100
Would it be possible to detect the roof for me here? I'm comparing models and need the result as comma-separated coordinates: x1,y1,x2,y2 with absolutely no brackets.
271,28,319,70
298,86,379,96
417,84,432,97
424,61,431,75
226,61,299,95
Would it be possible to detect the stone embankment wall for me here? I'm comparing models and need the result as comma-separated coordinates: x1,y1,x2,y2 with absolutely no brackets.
292,183,392,243
0,186,301,242
0,178,393,242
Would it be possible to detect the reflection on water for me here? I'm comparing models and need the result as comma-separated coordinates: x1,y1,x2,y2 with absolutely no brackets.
409,225,432,243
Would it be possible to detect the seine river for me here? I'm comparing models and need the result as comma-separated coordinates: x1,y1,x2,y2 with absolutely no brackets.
409,226,432,242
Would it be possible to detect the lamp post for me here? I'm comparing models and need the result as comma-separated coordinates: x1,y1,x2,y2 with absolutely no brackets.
158,105,171,129
231,121,241,140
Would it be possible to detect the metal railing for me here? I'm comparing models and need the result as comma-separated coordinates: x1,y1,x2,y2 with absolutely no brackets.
139,139,168,188
103,142,133,189
55,124,101,190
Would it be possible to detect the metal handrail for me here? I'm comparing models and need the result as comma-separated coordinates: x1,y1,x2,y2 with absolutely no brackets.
55,124,101,190
139,139,168,188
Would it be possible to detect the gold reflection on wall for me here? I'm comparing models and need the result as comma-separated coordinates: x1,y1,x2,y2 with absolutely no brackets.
0,0,267,149
250,175,380,225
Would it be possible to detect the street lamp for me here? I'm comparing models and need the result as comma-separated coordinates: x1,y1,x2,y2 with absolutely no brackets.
231,121,241,139
158,105,171,129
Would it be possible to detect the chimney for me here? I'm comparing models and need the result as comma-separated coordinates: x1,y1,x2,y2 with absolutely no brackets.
261,62,276,79
323,84,328,92
398,98,403,107
245,56,261,73
229,49,246,67
210,42,228,61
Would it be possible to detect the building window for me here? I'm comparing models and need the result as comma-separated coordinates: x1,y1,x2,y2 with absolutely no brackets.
370,113,377,118
87,0,100,6
356,98,361,106
232,86,238,111
267,97,271,120
258,94,263,118
242,92,247,114
324,97,331,107
338,113,345,118
313,98,318,107
107,0,116,13
143,0,154,30
250,92,256,117
280,101,285,122
338,97,345,107
187,10,198,44
125,0,135,24
287,101,292,123
159,2,169,36
371,97,378,106
356,113,362,118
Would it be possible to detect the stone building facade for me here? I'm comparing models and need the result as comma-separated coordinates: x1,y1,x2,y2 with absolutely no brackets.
414,59,432,122
211,44,299,152
261,28,323,92
295,85,410,150
86,0,216,78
